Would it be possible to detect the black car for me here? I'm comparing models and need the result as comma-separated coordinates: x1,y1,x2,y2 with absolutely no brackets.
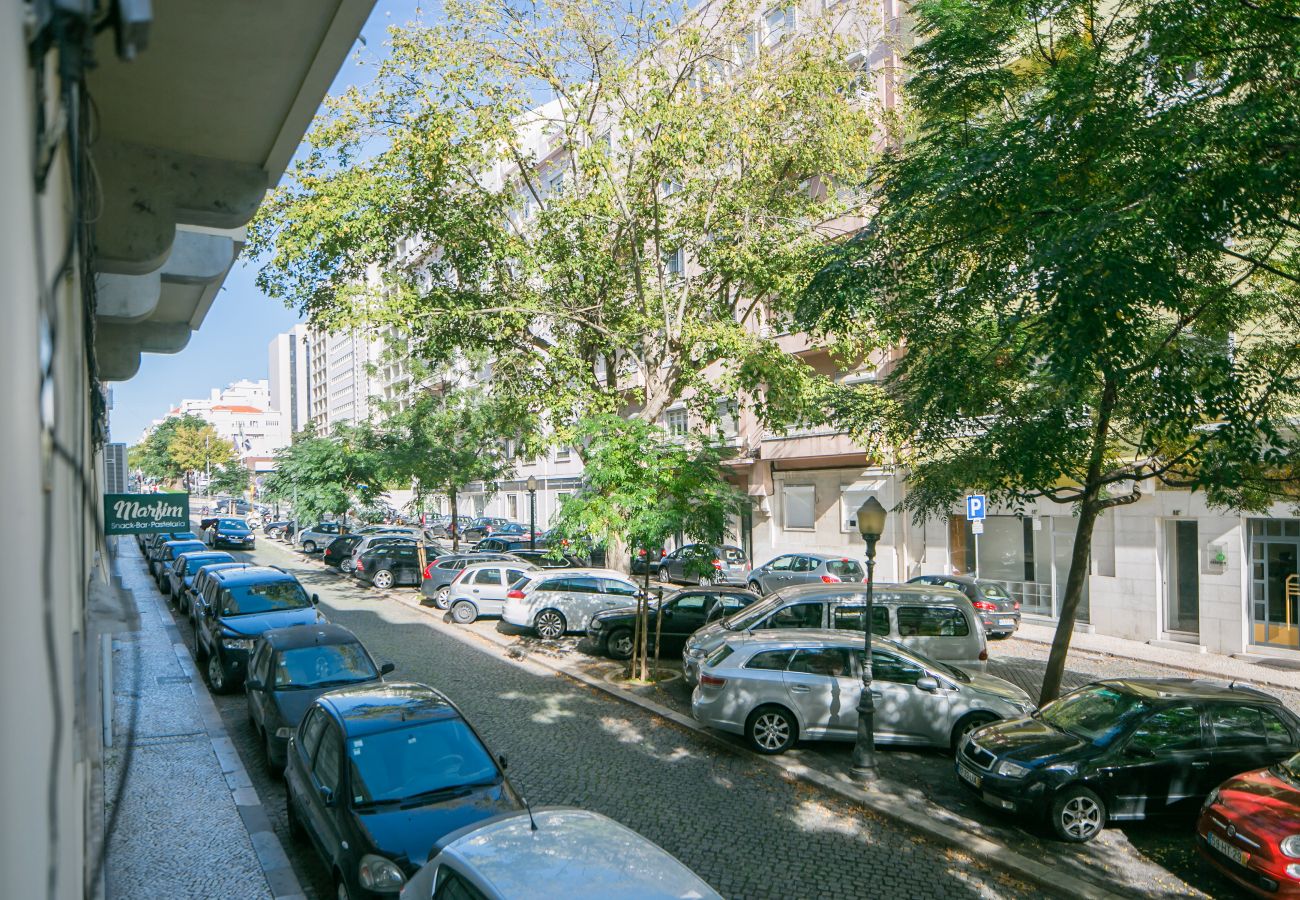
187,561,256,625
504,549,588,570
956,678,1300,843
908,574,1021,637
284,683,521,897
461,517,511,543
323,534,366,571
630,546,666,576
193,566,326,694
356,543,441,590
168,550,235,611
203,516,257,550
154,539,208,593
263,520,295,539
475,536,540,553
245,624,394,771
586,587,760,659
421,553,519,609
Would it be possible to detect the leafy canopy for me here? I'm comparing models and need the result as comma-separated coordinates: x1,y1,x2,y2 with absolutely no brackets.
128,414,212,484
167,423,235,478
262,424,388,526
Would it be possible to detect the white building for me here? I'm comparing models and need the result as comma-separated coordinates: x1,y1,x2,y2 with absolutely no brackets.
268,324,311,436
148,379,289,464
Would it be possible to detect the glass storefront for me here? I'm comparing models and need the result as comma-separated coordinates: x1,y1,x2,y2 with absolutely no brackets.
948,513,1086,621
1251,519,1300,650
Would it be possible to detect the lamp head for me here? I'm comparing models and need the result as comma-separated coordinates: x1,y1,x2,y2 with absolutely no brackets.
526,475,538,492
856,496,887,542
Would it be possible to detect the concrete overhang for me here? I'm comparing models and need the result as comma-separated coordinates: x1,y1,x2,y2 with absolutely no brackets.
92,0,375,381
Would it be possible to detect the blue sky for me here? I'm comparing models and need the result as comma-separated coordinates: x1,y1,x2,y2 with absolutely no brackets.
109,0,428,443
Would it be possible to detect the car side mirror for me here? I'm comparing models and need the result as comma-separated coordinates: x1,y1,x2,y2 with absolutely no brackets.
498,753,508,771
311,593,320,606
380,662,396,675
915,676,940,693
319,785,336,807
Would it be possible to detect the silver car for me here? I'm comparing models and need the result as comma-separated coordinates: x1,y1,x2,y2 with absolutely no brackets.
655,543,750,585
746,552,865,594
294,522,345,553
691,630,1033,754
501,568,641,639
445,560,537,624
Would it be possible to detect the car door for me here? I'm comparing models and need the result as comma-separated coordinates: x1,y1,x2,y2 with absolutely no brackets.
1207,703,1297,787
787,555,816,587
659,592,711,651
1104,705,1212,819
390,546,420,584
594,578,640,621
758,555,795,592
782,647,859,737
465,566,506,613
756,601,827,631
866,649,949,746
304,718,346,865
246,642,275,732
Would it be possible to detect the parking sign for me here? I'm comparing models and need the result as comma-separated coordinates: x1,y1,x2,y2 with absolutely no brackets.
966,494,986,521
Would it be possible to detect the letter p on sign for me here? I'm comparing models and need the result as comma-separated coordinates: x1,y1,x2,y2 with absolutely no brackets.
966,494,986,521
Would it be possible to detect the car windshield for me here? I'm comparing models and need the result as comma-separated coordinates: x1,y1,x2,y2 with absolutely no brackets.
1036,684,1152,745
273,644,377,689
168,541,206,558
349,718,500,807
219,519,250,532
978,581,1012,600
723,596,783,631
223,581,312,616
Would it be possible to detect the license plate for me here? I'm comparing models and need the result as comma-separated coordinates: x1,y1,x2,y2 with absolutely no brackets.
957,764,982,788
1206,831,1248,866
998,619,1014,626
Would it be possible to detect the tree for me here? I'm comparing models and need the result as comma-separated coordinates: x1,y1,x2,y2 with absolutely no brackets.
249,0,881,436
209,462,251,498
262,424,388,529
128,414,210,485
801,0,1300,704
381,388,524,551
167,423,235,491
548,415,747,681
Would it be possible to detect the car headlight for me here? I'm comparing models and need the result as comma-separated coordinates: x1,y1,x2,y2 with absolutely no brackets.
221,637,254,651
358,854,407,891
589,618,604,630
1281,835,1300,858
275,727,293,739
995,760,1030,779
686,644,706,658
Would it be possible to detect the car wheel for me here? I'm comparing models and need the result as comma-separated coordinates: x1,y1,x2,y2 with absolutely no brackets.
372,569,394,589
1050,786,1107,843
433,586,452,610
340,557,355,574
950,713,998,753
269,528,283,540
534,609,567,640
451,600,478,625
205,653,232,695
746,705,797,754
302,540,316,553
747,580,763,595
605,627,634,660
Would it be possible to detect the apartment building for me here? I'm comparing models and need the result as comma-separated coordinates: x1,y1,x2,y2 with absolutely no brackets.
147,379,289,464
268,324,311,436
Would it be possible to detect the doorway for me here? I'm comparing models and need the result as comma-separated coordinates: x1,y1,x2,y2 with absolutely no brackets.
1251,520,1300,649
1164,520,1200,638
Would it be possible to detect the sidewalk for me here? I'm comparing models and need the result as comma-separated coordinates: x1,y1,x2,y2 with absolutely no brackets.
104,538,302,900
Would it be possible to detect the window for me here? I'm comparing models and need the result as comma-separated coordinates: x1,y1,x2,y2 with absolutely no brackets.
765,602,823,629
675,593,708,613
842,487,883,532
871,650,925,686
473,568,504,586
789,647,852,677
825,559,863,580
783,484,816,530
433,866,488,900
1211,705,1284,749
1128,706,1204,754
664,247,684,277
507,494,519,519
505,569,528,585
313,724,341,793
570,577,605,594
555,446,571,461
789,556,814,573
547,169,566,195
767,555,794,571
832,605,889,635
666,407,688,436
275,644,377,688
745,649,794,671
763,6,795,46
896,606,970,637
601,578,639,597
301,707,328,759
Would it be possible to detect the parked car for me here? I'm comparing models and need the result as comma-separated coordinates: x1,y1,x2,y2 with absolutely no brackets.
349,532,445,573
656,543,750,585
356,543,444,589
399,808,722,900
218,498,252,515
154,539,208,593
587,587,760,660
501,569,641,639
284,682,521,898
146,530,199,576
682,582,988,686
1198,747,1300,898
504,549,588,570
168,550,235,611
244,623,393,770
421,553,520,609
491,522,542,541
460,517,511,543
322,534,366,571
694,630,1033,755
187,561,257,625
193,566,326,693
444,561,538,624
203,516,256,550
747,553,865,595
630,546,666,576
957,679,1300,843
474,536,540,554
295,522,346,553
262,520,294,540
907,574,1021,637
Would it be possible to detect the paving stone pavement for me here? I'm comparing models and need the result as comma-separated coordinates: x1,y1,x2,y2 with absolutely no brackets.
210,537,1043,900
104,539,291,900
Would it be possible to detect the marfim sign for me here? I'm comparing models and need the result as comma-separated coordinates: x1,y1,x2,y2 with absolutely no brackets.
104,493,190,535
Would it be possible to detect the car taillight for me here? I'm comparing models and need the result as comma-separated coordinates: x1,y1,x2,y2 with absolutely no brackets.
820,574,842,583
506,589,526,600
638,549,647,557
423,562,434,579
973,600,997,611
356,560,364,572
1013,601,1021,610
712,559,722,569
979,648,988,661
700,673,727,687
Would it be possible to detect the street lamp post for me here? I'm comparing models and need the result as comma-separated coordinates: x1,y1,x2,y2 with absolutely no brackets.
526,475,538,551
852,496,888,779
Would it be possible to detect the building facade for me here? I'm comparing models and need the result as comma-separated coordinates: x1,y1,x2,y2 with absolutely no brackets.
268,324,311,436
147,379,290,464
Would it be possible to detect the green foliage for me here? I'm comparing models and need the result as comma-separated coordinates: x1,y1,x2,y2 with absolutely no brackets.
249,0,882,434
209,462,251,497
127,415,211,484
801,0,1300,701
262,424,388,526
167,423,235,479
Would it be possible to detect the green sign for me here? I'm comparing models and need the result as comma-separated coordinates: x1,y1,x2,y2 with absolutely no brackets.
104,493,190,534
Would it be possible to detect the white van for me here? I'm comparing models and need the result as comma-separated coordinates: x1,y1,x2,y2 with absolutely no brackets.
682,582,987,685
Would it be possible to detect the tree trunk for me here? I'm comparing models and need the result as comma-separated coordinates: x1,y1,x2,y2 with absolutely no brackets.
450,485,459,552
652,585,665,675
630,587,644,681
1039,498,1101,705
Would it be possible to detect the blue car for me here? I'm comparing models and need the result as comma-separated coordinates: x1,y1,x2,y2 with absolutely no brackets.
203,516,256,550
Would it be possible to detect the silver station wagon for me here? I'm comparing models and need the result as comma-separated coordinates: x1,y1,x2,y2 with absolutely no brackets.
691,630,1033,755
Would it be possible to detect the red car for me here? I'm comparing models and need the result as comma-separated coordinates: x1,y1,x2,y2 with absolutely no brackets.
1198,750,1300,897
